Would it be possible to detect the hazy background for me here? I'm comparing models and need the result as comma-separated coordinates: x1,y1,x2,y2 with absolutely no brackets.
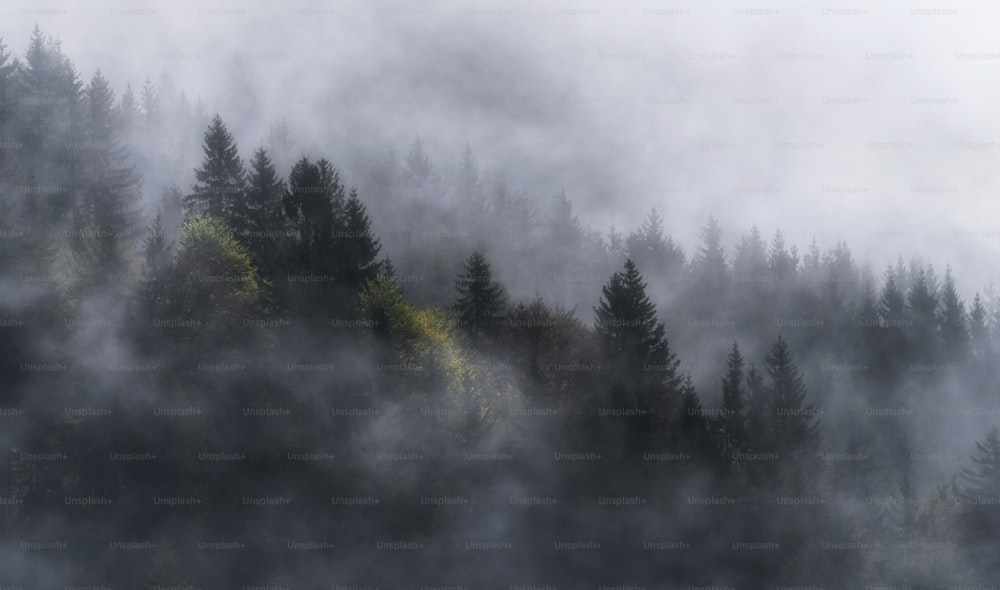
3,0,996,296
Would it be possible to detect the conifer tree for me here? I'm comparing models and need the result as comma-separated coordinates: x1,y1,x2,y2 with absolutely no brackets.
720,342,748,451
186,114,246,223
595,258,682,451
453,250,507,347
938,266,967,362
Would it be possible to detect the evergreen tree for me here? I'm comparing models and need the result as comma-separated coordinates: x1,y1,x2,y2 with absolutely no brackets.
594,259,682,451
282,157,345,316
747,336,821,489
970,292,990,360
453,250,507,347
732,225,769,280
338,188,382,296
720,342,748,452
186,114,246,223
768,230,799,281
625,208,685,279
242,147,286,273
404,136,434,186
937,266,967,363
691,216,727,283
457,144,485,222
80,71,142,245
908,263,940,361
960,427,1000,576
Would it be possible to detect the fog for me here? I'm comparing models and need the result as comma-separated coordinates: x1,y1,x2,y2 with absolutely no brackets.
5,0,999,296
4,1,1000,586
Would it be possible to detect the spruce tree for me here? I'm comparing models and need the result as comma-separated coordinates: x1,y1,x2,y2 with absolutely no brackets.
937,266,967,363
908,264,940,361
625,208,685,279
186,114,246,223
720,342,748,452
453,250,507,347
960,426,1000,574
243,147,286,276
594,258,682,451
338,188,382,296
970,292,990,360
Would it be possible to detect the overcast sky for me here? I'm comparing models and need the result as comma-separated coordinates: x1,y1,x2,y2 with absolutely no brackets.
4,0,998,295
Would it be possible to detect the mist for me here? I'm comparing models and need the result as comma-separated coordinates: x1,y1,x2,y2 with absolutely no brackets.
3,1,1000,587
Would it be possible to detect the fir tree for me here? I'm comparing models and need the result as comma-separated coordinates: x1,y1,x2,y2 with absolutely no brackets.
453,250,507,347
937,266,967,362
186,114,246,223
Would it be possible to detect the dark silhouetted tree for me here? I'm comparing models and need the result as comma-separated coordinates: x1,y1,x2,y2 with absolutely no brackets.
454,250,507,347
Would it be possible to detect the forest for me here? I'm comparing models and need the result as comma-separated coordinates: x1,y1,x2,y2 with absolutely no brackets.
3,25,1000,588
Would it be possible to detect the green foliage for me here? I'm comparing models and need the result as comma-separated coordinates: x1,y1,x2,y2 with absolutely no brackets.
186,114,246,221
170,215,263,332
453,250,507,347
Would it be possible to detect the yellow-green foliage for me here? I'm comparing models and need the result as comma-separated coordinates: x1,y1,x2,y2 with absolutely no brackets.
359,277,520,441
174,216,263,316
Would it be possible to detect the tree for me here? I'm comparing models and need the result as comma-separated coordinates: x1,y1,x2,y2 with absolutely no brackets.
768,230,799,282
960,427,1000,576
453,250,507,347
764,335,820,451
186,114,246,223
937,266,967,363
404,136,434,186
876,264,910,377
594,259,682,451
169,215,263,350
720,342,748,453
625,208,685,279
691,216,727,283
746,336,821,490
338,188,382,297
970,292,990,360
80,71,142,245
689,216,729,313
907,263,939,362
732,225,769,280
282,157,345,317
456,144,485,224
242,147,286,276
266,117,295,173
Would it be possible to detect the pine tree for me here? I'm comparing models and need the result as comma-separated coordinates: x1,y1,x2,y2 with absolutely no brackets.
908,263,940,361
457,144,485,222
768,230,799,281
732,225,769,280
282,157,345,317
765,335,820,452
453,250,507,347
746,336,821,489
960,427,1000,574
338,188,382,296
186,114,246,223
80,71,142,245
691,216,727,282
118,83,137,138
720,342,748,452
937,266,967,363
689,216,729,313
625,208,685,279
266,117,295,173
404,136,433,185
594,258,682,450
970,292,990,360
242,147,286,274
